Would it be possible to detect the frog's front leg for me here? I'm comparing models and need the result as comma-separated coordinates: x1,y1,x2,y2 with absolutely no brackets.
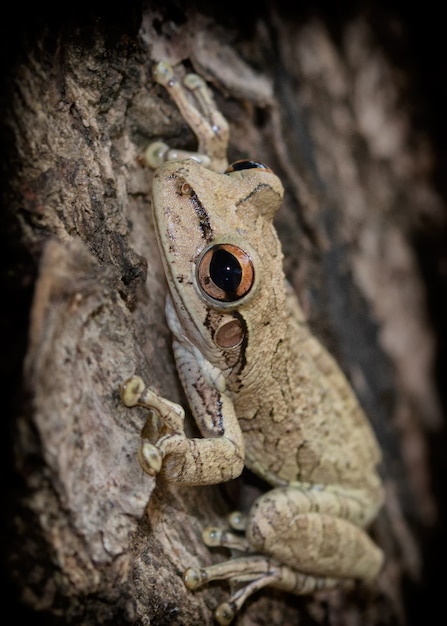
185,486,384,624
146,60,229,173
120,367,245,486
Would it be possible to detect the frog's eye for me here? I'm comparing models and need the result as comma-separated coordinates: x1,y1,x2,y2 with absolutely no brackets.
197,244,254,302
225,160,273,174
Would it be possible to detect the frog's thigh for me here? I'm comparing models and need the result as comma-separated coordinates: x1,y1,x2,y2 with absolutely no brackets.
246,487,383,582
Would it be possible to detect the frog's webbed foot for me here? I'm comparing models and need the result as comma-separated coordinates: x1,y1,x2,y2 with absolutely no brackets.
146,60,229,173
183,510,341,624
186,561,341,625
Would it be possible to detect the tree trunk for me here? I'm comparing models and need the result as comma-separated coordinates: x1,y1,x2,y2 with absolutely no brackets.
1,3,445,625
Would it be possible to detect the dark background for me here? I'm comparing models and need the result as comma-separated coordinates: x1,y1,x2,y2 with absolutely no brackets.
1,2,445,624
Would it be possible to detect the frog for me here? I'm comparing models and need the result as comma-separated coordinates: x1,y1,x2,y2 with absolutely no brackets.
121,60,384,625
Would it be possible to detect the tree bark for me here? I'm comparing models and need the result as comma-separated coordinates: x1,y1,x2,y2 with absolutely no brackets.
1,3,445,625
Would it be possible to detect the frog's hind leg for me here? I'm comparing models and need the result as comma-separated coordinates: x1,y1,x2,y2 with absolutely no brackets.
184,487,383,623
184,554,340,625
245,486,384,582
185,511,341,625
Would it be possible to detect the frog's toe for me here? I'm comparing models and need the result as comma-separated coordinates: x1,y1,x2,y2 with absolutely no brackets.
120,376,145,407
215,601,236,626
183,73,207,91
202,527,224,547
145,141,170,168
184,566,207,590
152,60,175,85
228,510,247,531
202,526,251,552
138,441,164,475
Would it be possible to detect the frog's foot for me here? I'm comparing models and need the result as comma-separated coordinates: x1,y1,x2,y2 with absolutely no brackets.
202,526,251,554
184,554,340,625
145,140,212,170
185,511,341,623
120,375,187,476
146,60,229,173
201,510,251,552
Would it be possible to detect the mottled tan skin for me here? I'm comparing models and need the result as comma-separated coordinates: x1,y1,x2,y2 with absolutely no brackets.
121,61,384,625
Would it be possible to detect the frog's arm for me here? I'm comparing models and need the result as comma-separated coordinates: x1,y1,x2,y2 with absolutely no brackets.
120,348,245,486
146,60,229,173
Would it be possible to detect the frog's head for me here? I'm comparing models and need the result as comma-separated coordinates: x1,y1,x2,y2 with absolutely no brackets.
151,158,286,368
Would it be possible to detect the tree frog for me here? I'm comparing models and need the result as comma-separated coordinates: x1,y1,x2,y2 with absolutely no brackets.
121,61,384,625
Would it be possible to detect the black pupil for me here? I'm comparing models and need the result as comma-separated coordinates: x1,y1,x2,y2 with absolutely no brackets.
209,248,242,294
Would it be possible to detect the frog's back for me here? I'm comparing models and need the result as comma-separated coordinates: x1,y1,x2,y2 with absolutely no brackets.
234,284,382,501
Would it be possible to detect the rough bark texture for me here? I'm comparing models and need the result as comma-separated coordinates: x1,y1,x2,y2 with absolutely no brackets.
1,2,445,625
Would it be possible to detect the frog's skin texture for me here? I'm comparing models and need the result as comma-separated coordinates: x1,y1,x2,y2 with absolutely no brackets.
121,61,384,625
